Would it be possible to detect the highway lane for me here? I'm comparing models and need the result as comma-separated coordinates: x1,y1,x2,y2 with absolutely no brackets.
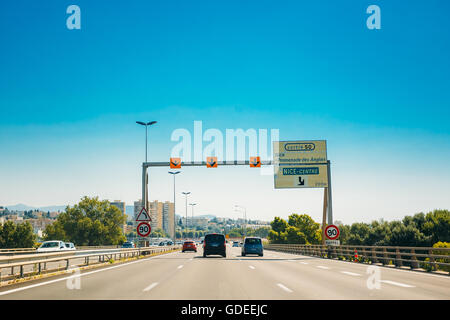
0,244,448,299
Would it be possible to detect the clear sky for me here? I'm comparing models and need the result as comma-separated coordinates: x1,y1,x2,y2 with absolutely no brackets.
1,0,449,224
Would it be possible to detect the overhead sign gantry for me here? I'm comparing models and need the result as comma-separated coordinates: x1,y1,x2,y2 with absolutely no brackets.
140,140,333,243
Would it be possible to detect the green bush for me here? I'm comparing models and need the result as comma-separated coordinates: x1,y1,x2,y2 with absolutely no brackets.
432,242,450,272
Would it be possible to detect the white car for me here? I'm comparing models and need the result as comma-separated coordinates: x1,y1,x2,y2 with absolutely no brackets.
64,242,76,251
36,240,67,253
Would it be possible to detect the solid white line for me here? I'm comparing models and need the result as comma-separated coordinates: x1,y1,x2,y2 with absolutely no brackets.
143,282,158,292
340,271,361,276
381,280,415,288
249,266,255,270
277,283,293,293
317,266,330,270
177,265,184,269
287,260,296,262
0,251,179,296
299,262,309,265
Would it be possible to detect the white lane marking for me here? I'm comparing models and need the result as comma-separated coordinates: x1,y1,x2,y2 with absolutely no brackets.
189,258,193,261
143,282,159,292
249,266,255,270
0,251,179,296
381,280,415,288
287,260,296,262
299,262,309,265
317,266,330,270
177,265,184,269
340,271,361,276
277,283,293,293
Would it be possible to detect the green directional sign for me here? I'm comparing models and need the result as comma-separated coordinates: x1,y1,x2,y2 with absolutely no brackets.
274,164,328,188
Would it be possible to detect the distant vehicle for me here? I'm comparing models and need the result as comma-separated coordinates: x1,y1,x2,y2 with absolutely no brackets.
36,241,66,253
64,242,76,251
159,241,166,246
241,237,263,257
176,241,183,245
182,240,197,252
122,241,135,248
232,241,239,247
203,233,226,258
166,241,173,246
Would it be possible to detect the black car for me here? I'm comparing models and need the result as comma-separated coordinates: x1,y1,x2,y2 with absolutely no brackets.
203,233,226,257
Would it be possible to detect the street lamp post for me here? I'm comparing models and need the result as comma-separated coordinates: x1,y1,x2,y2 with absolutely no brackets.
182,192,191,239
136,121,157,212
168,171,180,244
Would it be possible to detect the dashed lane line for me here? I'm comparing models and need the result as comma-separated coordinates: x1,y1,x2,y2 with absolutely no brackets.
143,282,159,292
381,280,415,288
340,271,361,276
277,283,293,293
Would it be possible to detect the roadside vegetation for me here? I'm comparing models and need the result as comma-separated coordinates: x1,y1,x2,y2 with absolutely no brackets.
268,209,449,247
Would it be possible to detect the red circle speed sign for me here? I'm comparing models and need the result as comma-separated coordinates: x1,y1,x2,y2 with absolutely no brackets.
325,225,340,240
137,222,151,237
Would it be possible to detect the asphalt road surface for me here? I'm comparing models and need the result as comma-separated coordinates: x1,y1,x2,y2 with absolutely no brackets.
0,244,448,299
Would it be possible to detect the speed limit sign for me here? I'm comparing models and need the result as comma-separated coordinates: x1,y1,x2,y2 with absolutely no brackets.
325,224,340,240
137,222,151,237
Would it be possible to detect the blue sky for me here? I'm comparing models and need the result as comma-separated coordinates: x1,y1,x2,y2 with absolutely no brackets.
1,1,449,224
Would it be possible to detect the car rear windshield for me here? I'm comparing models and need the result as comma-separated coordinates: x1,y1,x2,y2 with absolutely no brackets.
245,238,261,245
41,242,59,248
184,241,194,244
205,234,225,243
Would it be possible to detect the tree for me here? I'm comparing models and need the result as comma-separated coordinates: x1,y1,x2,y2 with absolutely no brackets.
0,221,36,248
43,196,126,245
150,228,168,238
271,217,288,233
288,214,321,244
284,226,307,244
387,224,430,247
422,210,450,244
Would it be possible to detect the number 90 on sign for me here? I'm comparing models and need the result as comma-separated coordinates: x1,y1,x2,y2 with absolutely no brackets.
325,225,340,240
137,222,151,237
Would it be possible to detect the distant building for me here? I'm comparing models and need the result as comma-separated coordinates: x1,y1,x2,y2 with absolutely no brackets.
49,211,60,219
247,224,271,230
191,217,208,228
111,200,125,215
149,201,163,232
111,200,127,235
134,200,143,221
162,201,175,239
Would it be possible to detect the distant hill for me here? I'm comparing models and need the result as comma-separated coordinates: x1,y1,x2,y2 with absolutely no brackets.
4,204,67,212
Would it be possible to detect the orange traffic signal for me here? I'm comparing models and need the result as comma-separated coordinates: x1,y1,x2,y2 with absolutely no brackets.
206,157,218,168
249,156,261,168
170,158,181,168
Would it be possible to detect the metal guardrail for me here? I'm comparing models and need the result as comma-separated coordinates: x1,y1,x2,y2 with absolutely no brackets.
264,244,450,273
0,248,37,252
0,245,125,256
0,245,182,283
